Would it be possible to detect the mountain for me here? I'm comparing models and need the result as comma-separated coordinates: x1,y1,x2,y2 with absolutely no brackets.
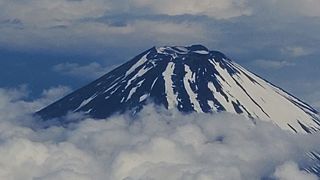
37,45,320,133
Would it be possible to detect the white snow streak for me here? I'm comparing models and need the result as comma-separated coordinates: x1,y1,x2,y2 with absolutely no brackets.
207,82,236,114
124,66,150,89
193,50,209,54
163,62,178,109
126,81,144,102
126,53,149,76
184,65,203,112
139,94,149,102
150,77,158,90
74,94,98,112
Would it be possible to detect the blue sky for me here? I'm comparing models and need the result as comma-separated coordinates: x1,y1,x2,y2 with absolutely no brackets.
0,0,319,109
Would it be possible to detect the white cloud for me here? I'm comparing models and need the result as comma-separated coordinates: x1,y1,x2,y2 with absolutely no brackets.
0,86,70,121
0,0,248,54
133,0,251,19
269,0,320,17
0,87,319,179
129,20,207,45
0,18,207,54
0,0,109,27
281,46,312,57
274,161,318,180
0,0,319,56
0,0,250,27
253,59,295,69
1,0,319,29
38,86,72,107
246,0,320,18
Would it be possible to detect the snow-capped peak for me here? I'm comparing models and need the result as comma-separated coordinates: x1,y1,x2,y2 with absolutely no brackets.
37,45,320,133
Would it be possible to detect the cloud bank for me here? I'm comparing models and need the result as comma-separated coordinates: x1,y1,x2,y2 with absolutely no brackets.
1,0,319,56
252,59,295,69
0,86,319,180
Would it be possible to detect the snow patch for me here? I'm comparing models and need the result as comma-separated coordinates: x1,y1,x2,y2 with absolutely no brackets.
74,94,98,112
139,94,149,102
126,53,149,76
193,50,209,54
163,62,178,109
184,65,203,112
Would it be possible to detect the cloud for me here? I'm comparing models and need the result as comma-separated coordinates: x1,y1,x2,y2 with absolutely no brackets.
132,0,251,19
0,0,250,27
53,62,116,80
0,17,207,55
0,86,319,179
252,59,295,69
0,0,210,53
0,0,108,27
38,86,72,107
0,0,320,63
0,86,70,121
127,20,207,45
267,0,320,17
273,161,318,180
281,47,312,57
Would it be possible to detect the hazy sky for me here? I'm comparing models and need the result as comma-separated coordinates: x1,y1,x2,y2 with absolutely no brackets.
0,0,319,109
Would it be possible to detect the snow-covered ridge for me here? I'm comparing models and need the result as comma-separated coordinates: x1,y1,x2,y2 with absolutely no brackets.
37,45,320,133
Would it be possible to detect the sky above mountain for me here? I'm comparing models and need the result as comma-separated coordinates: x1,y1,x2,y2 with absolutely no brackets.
0,0,319,110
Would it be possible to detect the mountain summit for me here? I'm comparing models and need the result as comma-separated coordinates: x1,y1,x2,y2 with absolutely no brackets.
37,45,320,133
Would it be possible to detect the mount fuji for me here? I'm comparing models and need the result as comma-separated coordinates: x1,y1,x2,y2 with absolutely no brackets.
37,45,320,134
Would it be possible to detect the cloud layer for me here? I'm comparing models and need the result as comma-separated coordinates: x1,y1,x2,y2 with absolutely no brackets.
252,59,295,69
1,0,319,56
0,86,319,180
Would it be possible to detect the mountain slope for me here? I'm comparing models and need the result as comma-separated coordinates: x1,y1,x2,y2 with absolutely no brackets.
37,45,320,133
